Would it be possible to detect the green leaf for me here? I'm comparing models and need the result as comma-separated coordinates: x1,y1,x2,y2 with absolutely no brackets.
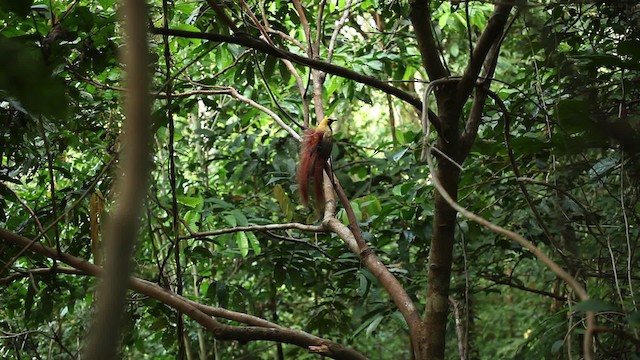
356,272,368,296
0,37,68,118
236,231,249,257
618,40,640,59
0,0,34,17
205,281,217,302
573,299,616,313
24,284,35,320
247,232,261,255
223,214,237,227
184,210,200,232
177,195,203,208
230,209,249,227
627,312,640,327
556,99,593,134
365,315,384,336
216,281,228,308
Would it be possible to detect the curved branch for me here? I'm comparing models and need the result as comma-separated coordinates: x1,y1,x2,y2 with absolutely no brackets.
324,170,422,358
0,228,368,360
221,86,301,140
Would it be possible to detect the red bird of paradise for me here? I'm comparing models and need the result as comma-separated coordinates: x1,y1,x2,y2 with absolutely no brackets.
297,118,336,209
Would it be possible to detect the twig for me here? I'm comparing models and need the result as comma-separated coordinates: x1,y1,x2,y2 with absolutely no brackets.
161,0,185,355
221,86,301,140
0,267,85,286
180,222,326,240
0,183,53,248
149,27,434,118
264,231,333,259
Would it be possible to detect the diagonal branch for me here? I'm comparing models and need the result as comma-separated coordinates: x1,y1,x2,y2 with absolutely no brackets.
409,0,448,80
455,4,512,107
151,27,436,114
324,168,422,357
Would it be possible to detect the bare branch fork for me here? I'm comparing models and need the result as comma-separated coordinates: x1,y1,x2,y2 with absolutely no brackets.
0,228,368,360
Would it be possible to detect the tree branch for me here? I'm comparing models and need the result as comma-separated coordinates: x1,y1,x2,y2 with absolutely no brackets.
326,170,422,358
179,222,327,240
149,27,443,130
455,4,512,107
409,0,449,80
0,228,368,360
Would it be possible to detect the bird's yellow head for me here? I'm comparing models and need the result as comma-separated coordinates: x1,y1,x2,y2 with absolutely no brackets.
317,118,336,131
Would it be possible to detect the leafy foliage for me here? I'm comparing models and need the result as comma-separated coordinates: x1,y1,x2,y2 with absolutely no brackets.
1,1,639,359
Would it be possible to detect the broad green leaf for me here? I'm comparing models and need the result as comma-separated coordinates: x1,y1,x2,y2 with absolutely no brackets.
230,209,249,227
236,231,249,257
223,214,237,227
365,315,384,336
177,195,203,208
247,232,261,255
357,272,368,296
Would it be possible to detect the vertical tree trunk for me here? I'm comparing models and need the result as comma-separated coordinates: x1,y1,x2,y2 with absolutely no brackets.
422,89,463,359
424,160,461,359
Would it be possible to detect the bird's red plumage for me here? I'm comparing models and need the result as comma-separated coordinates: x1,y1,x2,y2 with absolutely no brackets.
297,125,332,209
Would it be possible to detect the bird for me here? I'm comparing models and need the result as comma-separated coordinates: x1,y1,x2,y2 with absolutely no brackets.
297,118,336,210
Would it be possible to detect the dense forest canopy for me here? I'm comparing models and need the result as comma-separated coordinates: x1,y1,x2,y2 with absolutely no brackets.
1,0,639,359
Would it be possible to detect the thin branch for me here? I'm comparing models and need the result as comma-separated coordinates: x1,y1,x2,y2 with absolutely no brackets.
204,0,238,32
455,3,512,107
484,275,568,301
257,1,310,126
326,0,352,64
409,0,449,80
449,296,466,360
292,0,313,57
162,0,185,355
465,0,473,61
264,231,333,259
313,0,327,58
620,153,638,311
252,54,304,130
419,77,465,166
0,267,85,286
221,86,301,140
0,182,53,248
180,222,326,240
36,116,61,256
501,91,556,245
